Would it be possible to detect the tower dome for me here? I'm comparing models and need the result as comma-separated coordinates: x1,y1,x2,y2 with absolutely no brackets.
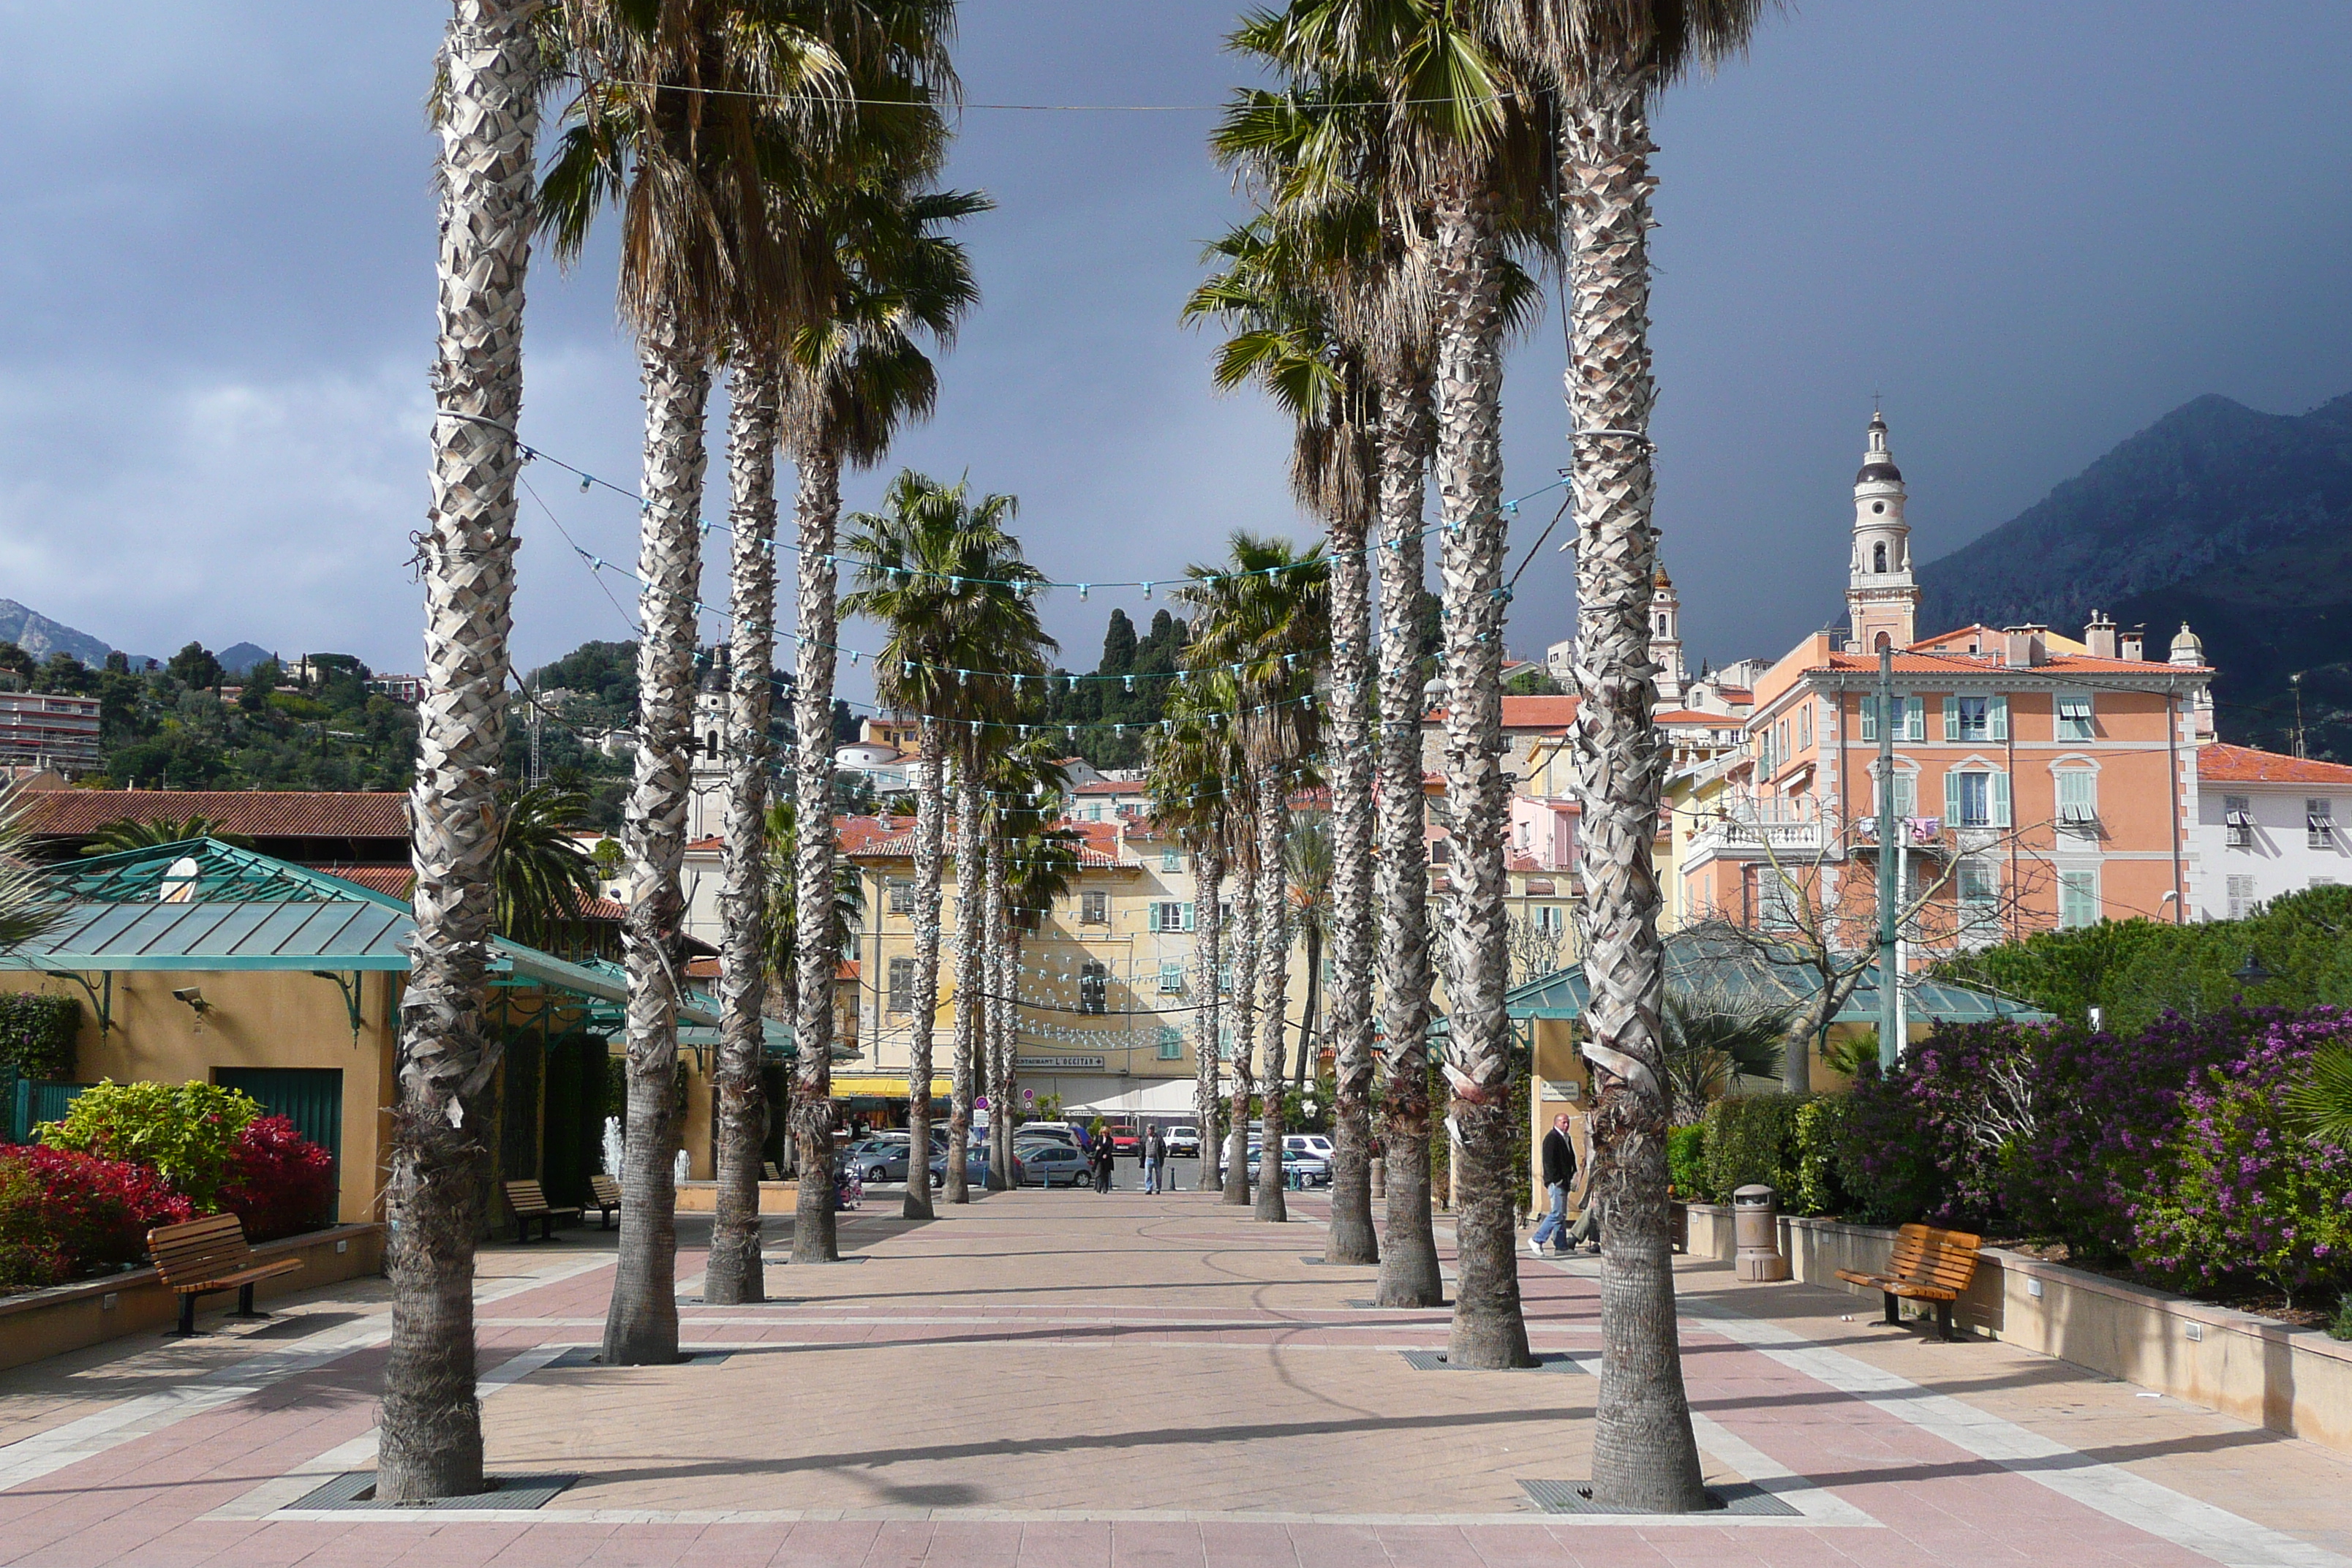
2169,622,2205,666
1846,407,1918,650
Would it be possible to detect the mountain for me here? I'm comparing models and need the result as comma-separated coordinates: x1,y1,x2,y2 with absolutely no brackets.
0,600,117,667
1915,391,2352,761
216,643,279,678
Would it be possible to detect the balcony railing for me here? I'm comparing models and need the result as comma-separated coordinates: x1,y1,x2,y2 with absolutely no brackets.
1691,817,1824,856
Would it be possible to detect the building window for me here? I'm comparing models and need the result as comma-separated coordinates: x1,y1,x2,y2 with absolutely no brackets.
2057,769,2097,834
2224,794,2253,848
1159,960,1186,994
1089,802,1104,822
1161,847,1183,872
1080,889,1109,925
2057,695,2095,741
1872,541,1887,573
1158,1026,1183,1060
1944,769,2008,829
887,957,914,1015
2226,875,2258,921
886,877,913,916
1957,859,2000,935
2058,868,2100,929
1218,963,1235,995
2309,799,2334,850
1430,840,1451,867
1798,704,1812,751
1754,869,1798,932
1149,900,1193,932
1078,961,1109,1015
1955,696,1990,742
1217,1025,1234,1060
1534,904,1564,935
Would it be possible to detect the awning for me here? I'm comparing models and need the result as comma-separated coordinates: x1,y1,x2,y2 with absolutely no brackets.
829,1074,952,1099
1064,1079,1200,1115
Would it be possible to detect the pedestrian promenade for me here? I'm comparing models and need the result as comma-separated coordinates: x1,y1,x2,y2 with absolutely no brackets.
1,1188,2345,1566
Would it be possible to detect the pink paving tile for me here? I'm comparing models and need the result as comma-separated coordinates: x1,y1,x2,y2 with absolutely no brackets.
1104,1520,1207,1568
1015,1520,1115,1568
579,1520,707,1567
480,1523,624,1565
764,1519,883,1568
1357,1523,1486,1568
1269,1523,1388,1568
910,1519,1025,1568
856,1519,941,1568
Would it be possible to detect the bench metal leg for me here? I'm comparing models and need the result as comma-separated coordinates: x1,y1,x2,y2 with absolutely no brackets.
515,1215,531,1244
173,1294,198,1336
228,1283,268,1321
1882,1292,1901,1327
1937,1300,1955,1342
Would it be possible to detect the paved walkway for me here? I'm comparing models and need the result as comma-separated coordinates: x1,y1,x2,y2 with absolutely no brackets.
1,1188,2347,1566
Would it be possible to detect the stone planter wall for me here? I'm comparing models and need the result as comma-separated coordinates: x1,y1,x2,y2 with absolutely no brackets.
0,1222,384,1372
1678,1202,2352,1454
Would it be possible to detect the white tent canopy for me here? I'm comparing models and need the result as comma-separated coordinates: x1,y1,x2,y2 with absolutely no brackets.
1063,1079,1199,1117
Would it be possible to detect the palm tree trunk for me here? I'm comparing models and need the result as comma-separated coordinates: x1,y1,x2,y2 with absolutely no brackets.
1564,74,1707,1512
1294,920,1319,1092
1222,847,1256,1207
1252,767,1289,1223
1194,854,1224,1191
1428,176,1532,1371
706,358,778,1307
1373,361,1442,1309
999,921,1022,1180
378,0,540,1499
982,829,1011,1190
1326,490,1377,1260
905,720,947,1218
790,447,844,1264
603,310,708,1368
944,752,984,1203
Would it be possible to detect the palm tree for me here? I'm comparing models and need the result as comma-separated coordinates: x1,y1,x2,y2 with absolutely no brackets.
1496,0,1771,1507
761,798,863,1005
1179,534,1328,1221
0,803,64,954
1660,995,1787,1123
1003,813,1081,1166
1284,812,1333,1090
842,472,1050,1214
782,171,976,1259
1147,694,1237,1193
541,0,844,1368
985,734,1070,1184
490,783,599,951
379,0,543,1503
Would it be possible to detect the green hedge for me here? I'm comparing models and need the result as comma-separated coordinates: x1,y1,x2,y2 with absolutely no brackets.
1689,1092,1871,1219
0,994,79,1082
1700,1093,1805,1204
1666,1125,1705,1199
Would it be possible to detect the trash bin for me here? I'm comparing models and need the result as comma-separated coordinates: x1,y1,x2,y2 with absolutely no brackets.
1733,1183,1790,1282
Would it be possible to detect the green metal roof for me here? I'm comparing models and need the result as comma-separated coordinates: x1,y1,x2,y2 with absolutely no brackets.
1499,927,2050,1027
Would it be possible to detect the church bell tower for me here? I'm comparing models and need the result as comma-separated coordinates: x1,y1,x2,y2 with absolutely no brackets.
1846,409,1918,652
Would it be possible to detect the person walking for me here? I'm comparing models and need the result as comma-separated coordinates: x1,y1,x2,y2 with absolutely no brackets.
1529,1112,1576,1256
1090,1133,1115,1194
1142,1125,1165,1194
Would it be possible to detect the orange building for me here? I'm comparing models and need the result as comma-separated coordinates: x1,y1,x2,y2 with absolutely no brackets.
1678,412,2212,961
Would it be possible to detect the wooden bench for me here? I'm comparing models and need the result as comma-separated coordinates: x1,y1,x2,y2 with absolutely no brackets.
146,1214,304,1336
763,1162,784,1182
503,1179,581,1243
587,1174,621,1229
1836,1223,1982,1341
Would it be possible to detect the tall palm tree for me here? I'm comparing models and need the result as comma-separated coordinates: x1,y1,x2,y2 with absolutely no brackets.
1003,813,1081,1167
842,473,1050,1213
541,0,845,1368
1284,811,1333,1090
380,0,543,1502
984,734,1069,1183
490,783,600,951
1498,0,1771,1507
1179,534,1328,1222
761,798,863,1006
1147,695,1236,1193
782,173,977,1256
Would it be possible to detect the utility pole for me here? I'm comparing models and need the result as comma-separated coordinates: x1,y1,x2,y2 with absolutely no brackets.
2291,671,2306,759
1876,644,1901,1071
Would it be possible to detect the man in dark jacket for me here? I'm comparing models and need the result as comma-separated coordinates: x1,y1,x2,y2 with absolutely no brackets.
1529,1113,1576,1256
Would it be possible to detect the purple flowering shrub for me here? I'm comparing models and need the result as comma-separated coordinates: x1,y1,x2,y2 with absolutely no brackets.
2129,1011,2352,1306
1840,1023,2042,1229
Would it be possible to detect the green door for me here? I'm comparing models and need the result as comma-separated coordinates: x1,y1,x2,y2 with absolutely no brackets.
214,1068,343,1174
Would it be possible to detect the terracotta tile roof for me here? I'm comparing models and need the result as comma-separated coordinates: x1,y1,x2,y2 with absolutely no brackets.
849,827,1125,869
317,864,415,897
2196,743,2352,785
1071,779,1144,794
1422,696,1580,728
20,789,408,839
836,960,859,981
685,956,721,979
1812,650,2198,676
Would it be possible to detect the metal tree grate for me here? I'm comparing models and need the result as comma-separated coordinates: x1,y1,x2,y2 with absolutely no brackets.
1518,1480,1800,1516
289,1472,579,1512
540,1347,732,1369
1398,1350,1586,1373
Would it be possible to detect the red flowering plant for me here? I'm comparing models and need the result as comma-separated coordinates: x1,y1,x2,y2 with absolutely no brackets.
2130,1010,2352,1309
219,1115,334,1242
0,1146,195,1289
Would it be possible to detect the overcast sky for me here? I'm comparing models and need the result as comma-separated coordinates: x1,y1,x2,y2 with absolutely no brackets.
2,1,2348,691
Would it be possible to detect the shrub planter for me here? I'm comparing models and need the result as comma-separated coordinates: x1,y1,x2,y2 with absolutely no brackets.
1676,1202,2352,1454
0,1222,382,1371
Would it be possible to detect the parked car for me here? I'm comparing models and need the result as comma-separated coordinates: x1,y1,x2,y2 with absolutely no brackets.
931,1144,1022,1187
1285,1134,1333,1162
1015,1123,1079,1150
1016,1142,1090,1187
1102,1123,1142,1156
1245,1144,1331,1188
858,1132,946,1184
1164,1125,1202,1157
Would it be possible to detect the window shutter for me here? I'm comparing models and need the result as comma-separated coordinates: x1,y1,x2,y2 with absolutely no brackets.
1991,771,2011,827
1859,698,1877,742
1183,902,1196,932
1989,695,2009,741
1942,695,1959,741
1943,768,1962,823
1905,696,1925,741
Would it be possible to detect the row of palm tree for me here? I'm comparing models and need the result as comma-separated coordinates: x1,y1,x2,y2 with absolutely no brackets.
1180,0,1771,1510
